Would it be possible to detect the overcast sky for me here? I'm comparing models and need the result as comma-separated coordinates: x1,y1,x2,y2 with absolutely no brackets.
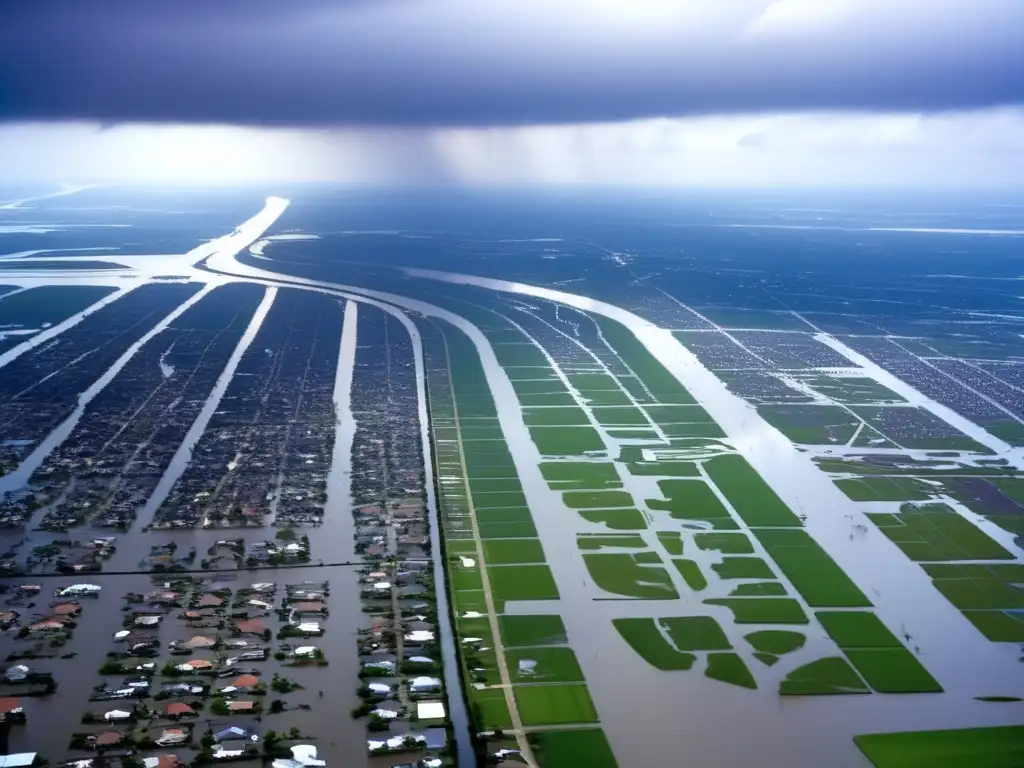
1,0,1023,185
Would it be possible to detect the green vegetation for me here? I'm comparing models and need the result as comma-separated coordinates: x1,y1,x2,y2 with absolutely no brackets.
780,657,869,695
488,564,560,605
499,614,568,647
530,426,606,456
797,375,905,405
580,508,649,530
753,528,872,607
730,582,788,596
493,342,550,367
577,534,647,550
644,404,714,424
758,404,862,445
962,611,1024,642
657,531,684,555
483,539,547,564
0,284,115,326
592,406,650,426
835,476,941,502
564,490,635,509
712,557,775,580
584,553,678,599
867,504,1013,561
540,461,622,489
506,647,585,683
473,490,529,510
844,649,943,693
627,461,701,477
704,454,802,526
744,630,806,655
596,318,695,403
705,598,808,624
854,724,1024,768
530,729,619,768
514,684,599,726
647,479,736,529
816,612,901,648
613,618,696,670
672,559,708,590
660,616,731,651
524,406,592,426
471,688,513,729
478,520,538,539
705,652,757,689
694,532,754,554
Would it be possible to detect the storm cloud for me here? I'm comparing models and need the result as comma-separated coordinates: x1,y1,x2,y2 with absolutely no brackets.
2,0,1023,127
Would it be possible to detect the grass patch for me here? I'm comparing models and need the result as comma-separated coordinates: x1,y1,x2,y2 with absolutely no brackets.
530,729,619,768
705,652,757,690
753,528,872,608
835,476,939,502
643,404,714,424
647,479,734,528
540,461,622,489
483,539,547,564
816,612,901,648
730,582,788,596
499,615,568,647
584,553,678,599
627,461,701,477
758,404,862,445
524,406,593,427
473,491,529,510
613,618,696,671
672,559,708,590
506,647,584,683
470,687,513,730
530,426,606,456
514,684,598,726
780,657,869,695
577,534,647,550
867,504,1013,561
704,454,802,526
581,508,649,530
745,630,806,655
962,610,1024,642
564,490,634,509
694,532,754,554
478,520,538,538
592,406,650,427
518,392,580,407
844,649,943,693
712,557,776,580
659,616,730,650
855,724,1024,768
489,565,560,604
493,343,551,367
705,598,808,624
657,531,684,555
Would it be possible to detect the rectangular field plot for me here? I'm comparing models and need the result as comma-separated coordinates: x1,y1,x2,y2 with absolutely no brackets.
643,404,715,424
564,490,634,509
488,564,560,604
591,406,651,427
855,725,1024,768
514,684,599,726
478,520,539,539
0,284,115,352
835,476,941,502
796,374,905,405
758,404,862,445
867,505,1013,561
843,648,942,693
580,508,649,530
499,614,568,647
540,461,622,490
704,454,802,526
506,647,584,683
921,563,1024,611
694,532,754,554
816,612,901,648
597,318,696,403
482,538,547,564
962,610,1024,642
660,616,731,650
469,688,513,730
530,729,619,768
753,528,871,607
529,426,606,456
647,478,737,529
523,406,592,426
493,342,551,367
852,406,991,452
705,597,809,624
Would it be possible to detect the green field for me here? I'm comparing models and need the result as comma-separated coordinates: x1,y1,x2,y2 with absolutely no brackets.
506,647,585,683
758,404,863,445
745,630,806,655
816,612,901,648
854,725,1024,768
712,556,776,580
564,490,635,509
584,553,678,599
483,538,547,564
962,610,1024,642
613,618,696,670
694,532,755,554
647,478,735,528
730,582,788,596
660,616,731,650
530,729,619,768
868,505,1013,561
524,406,593,426
577,533,647,550
705,598,809,624
753,528,872,607
530,426,606,456
580,508,649,530
499,614,567,647
780,657,869,695
489,564,560,605
657,531,684,555
540,461,622,489
672,559,708,590
844,649,943,693
704,454,803,526
470,687,513,729
705,652,757,689
514,684,599,726
478,520,539,539
834,476,939,502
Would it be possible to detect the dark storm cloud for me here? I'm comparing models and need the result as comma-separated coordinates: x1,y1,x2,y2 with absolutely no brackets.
2,0,1023,127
